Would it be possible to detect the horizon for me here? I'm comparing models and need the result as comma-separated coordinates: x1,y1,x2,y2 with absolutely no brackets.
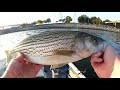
0,12,120,26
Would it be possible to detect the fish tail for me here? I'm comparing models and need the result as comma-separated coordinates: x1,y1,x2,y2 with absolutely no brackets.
4,50,11,65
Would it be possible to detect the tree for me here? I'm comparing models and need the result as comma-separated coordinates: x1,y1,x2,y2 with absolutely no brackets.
31,21,36,26
59,19,66,22
43,20,47,23
90,16,97,24
96,17,103,24
103,19,111,22
46,18,51,23
90,16,103,24
59,19,63,22
78,15,90,23
56,16,72,23
102,19,111,24
56,19,65,23
65,16,72,23
36,20,43,24
43,18,51,23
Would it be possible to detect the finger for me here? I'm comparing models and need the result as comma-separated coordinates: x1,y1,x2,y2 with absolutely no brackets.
90,58,103,68
91,52,103,58
91,57,103,63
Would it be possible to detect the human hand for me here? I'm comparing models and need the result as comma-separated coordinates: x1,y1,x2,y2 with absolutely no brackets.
90,46,120,78
1,53,43,78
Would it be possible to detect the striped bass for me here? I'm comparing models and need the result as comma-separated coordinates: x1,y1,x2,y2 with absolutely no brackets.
5,30,112,68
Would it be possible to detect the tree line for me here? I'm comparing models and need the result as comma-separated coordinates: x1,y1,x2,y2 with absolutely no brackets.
56,15,111,24
20,18,51,27
20,15,112,27
77,15,111,25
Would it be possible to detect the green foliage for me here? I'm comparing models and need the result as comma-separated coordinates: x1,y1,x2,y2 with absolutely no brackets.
43,20,47,23
65,16,72,23
90,16,97,24
102,19,111,24
46,18,51,23
61,19,66,22
36,20,43,24
103,19,111,22
21,14,113,27
78,15,90,23
31,18,51,25
90,16,103,24
42,18,51,23
58,19,65,22
96,17,102,24
57,16,72,23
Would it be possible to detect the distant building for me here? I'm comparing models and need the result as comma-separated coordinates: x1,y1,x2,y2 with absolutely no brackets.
105,20,120,28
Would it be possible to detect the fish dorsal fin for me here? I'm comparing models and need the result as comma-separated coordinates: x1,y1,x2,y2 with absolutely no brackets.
55,50,75,56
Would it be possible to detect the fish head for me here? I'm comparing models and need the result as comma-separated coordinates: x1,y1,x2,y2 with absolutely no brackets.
74,32,108,58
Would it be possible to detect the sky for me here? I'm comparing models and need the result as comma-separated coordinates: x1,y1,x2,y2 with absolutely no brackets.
0,12,120,26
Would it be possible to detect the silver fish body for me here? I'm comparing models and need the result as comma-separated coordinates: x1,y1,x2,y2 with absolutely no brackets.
9,31,107,65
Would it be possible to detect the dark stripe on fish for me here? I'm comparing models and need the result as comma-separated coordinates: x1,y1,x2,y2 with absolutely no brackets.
15,38,74,49
18,31,78,45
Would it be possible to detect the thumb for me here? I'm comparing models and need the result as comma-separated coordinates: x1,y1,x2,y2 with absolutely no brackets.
104,46,117,63
14,52,25,62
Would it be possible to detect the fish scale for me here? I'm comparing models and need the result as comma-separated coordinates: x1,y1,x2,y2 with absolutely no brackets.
17,31,74,44
11,32,76,57
11,39,75,57
13,31,76,45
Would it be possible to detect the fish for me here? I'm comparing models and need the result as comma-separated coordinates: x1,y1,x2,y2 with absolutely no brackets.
5,30,110,68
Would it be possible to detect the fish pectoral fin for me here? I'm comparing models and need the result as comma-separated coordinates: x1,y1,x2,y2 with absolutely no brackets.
55,50,75,56
51,64,67,69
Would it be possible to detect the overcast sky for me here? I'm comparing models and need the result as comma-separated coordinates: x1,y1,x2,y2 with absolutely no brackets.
0,12,120,26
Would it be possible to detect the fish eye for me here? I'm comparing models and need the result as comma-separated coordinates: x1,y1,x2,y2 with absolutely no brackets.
93,39,99,44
